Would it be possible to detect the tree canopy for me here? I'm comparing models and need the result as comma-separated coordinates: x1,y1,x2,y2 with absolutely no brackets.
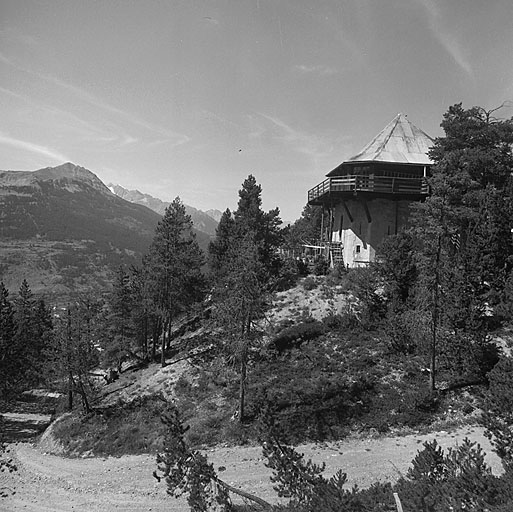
208,175,282,280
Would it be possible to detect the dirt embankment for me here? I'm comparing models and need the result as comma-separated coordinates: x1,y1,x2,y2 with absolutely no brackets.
1,424,503,511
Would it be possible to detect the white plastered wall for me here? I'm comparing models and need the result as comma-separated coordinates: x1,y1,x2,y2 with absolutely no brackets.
330,198,413,267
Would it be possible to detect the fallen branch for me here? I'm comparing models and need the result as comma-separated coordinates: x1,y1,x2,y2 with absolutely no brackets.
216,478,273,510
440,378,488,395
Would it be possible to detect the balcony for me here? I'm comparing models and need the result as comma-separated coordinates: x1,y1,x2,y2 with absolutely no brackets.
308,175,429,204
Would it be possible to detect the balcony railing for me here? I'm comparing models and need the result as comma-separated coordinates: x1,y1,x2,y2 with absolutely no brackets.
308,175,429,203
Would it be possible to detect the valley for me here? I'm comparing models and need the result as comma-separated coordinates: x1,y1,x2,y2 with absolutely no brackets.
0,164,215,297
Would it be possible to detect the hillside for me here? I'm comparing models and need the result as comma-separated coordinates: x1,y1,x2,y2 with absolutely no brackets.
108,183,220,236
0,163,209,298
2,274,511,510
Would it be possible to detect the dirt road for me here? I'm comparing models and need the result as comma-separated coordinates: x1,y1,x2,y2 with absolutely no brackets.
1,425,503,511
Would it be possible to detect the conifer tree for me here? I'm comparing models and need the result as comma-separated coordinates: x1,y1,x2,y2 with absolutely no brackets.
208,176,281,421
212,235,270,422
146,197,205,367
410,104,513,391
282,203,323,252
13,280,40,387
208,175,282,280
0,283,16,394
129,264,154,361
49,301,100,411
104,267,135,372
208,208,235,280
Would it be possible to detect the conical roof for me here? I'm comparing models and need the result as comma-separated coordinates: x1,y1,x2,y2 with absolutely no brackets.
347,113,434,165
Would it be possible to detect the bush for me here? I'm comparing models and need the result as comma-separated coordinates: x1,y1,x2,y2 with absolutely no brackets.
313,257,329,276
346,267,386,329
395,439,513,511
275,258,302,292
483,357,513,472
271,320,325,353
52,395,167,456
301,276,317,291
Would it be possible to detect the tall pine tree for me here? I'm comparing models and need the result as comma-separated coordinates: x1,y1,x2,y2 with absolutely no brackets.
411,104,513,391
208,175,282,281
146,197,205,367
0,283,16,395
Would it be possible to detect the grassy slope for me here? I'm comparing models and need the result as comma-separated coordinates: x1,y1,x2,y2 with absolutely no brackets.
49,276,487,456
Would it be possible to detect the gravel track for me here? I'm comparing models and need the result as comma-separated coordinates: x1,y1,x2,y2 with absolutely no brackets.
1,424,503,511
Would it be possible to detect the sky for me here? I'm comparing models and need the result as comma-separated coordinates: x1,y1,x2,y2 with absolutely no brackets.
2,0,513,222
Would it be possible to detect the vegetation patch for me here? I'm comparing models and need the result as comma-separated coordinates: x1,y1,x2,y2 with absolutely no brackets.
51,395,167,456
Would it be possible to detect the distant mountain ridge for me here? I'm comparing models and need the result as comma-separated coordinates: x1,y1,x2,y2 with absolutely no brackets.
0,162,110,194
0,163,210,299
108,184,221,237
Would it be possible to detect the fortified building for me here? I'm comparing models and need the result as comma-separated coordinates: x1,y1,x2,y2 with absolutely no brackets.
307,113,434,267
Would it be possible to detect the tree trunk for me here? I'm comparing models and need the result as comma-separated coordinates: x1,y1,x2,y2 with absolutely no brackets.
430,233,443,394
78,379,91,414
239,345,247,423
151,320,158,362
166,320,172,351
68,371,73,411
143,315,148,361
161,320,167,367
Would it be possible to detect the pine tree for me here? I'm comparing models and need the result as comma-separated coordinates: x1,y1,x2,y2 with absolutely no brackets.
104,267,135,372
234,175,282,274
146,197,205,367
208,208,236,280
410,104,513,392
208,176,281,420
282,203,323,252
12,280,39,388
212,235,270,422
483,357,513,475
129,264,155,361
0,283,16,395
49,301,101,412
208,175,283,282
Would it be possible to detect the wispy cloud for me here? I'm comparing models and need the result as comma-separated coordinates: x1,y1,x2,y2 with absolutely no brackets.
257,113,339,164
415,0,473,76
0,133,69,162
1,53,190,146
0,26,39,48
0,85,27,101
39,73,189,145
0,86,133,147
294,64,338,76
0,50,13,65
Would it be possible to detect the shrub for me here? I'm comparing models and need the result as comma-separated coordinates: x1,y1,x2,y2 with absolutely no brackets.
271,320,325,353
313,257,329,276
275,258,302,292
395,439,512,511
346,267,386,329
301,276,317,291
483,357,513,473
52,395,167,456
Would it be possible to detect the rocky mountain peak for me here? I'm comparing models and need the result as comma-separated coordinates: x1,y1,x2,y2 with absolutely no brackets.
33,163,111,194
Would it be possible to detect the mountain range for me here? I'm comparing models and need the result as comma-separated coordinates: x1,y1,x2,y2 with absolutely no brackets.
0,163,213,299
108,184,221,236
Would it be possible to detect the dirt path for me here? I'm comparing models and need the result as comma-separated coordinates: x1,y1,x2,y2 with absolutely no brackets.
1,424,503,511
